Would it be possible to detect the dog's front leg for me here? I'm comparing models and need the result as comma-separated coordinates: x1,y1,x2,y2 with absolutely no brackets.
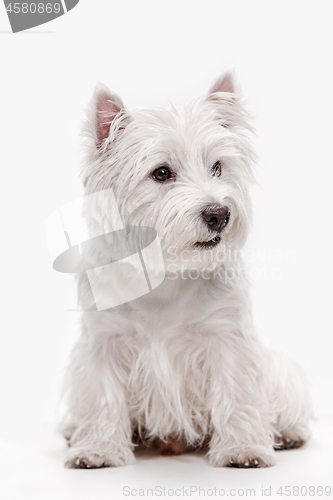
207,335,275,468
63,319,135,469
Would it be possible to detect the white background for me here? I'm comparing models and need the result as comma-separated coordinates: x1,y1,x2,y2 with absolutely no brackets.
0,1,332,499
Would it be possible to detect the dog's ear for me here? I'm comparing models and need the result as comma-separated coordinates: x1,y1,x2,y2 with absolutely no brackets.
93,84,130,148
206,71,248,129
209,71,234,96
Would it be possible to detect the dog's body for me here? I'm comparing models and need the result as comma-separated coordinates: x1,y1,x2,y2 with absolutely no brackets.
62,73,313,468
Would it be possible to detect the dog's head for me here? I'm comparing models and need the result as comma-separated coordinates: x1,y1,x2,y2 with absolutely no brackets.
83,72,255,271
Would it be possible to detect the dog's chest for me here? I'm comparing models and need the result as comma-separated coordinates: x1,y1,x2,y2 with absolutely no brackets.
125,326,213,436
120,278,222,435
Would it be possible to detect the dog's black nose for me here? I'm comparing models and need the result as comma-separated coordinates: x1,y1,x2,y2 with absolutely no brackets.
202,206,230,232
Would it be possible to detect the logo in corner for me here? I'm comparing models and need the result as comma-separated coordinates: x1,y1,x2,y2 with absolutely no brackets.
3,0,80,33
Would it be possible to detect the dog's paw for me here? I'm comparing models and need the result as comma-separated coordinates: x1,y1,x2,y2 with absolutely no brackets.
65,448,135,469
65,453,111,469
227,457,266,468
274,437,304,450
274,426,310,451
208,446,275,468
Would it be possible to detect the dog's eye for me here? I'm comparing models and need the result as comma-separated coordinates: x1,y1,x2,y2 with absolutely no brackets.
152,166,172,182
211,161,221,177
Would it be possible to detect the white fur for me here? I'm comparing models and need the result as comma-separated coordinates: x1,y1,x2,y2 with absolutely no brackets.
61,72,313,469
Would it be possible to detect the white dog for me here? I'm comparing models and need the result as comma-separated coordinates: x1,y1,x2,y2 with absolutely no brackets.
62,72,313,469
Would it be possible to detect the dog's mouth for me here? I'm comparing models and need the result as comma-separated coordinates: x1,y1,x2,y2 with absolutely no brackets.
194,235,221,250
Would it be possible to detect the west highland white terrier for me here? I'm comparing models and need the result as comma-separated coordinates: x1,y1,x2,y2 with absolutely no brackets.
62,72,313,468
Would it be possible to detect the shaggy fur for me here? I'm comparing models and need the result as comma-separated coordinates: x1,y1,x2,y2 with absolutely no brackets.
61,72,313,469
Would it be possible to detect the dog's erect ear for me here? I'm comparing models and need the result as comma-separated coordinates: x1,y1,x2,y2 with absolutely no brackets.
93,84,129,147
209,71,234,95
206,71,248,129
